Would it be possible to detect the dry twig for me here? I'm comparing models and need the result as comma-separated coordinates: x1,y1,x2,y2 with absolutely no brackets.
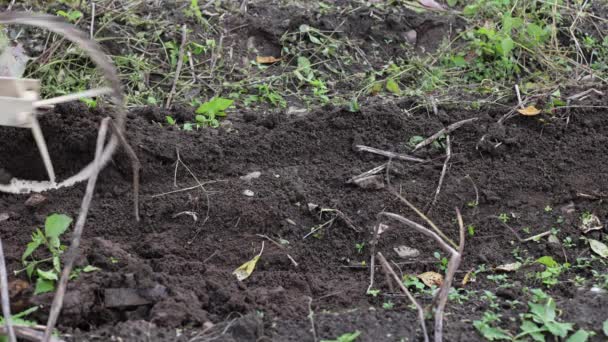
425,135,452,214
413,118,478,151
377,252,429,342
165,24,188,109
379,208,465,342
356,145,427,163
43,117,111,341
0,326,64,342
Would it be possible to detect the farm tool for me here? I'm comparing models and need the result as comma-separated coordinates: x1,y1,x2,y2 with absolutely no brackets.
0,12,139,218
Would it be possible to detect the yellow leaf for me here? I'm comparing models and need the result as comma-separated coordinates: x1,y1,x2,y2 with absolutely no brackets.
517,106,541,116
256,56,281,64
233,242,264,281
417,271,443,287
461,269,474,286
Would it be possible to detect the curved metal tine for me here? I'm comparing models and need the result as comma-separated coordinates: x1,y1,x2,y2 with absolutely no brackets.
30,115,56,183
34,87,113,109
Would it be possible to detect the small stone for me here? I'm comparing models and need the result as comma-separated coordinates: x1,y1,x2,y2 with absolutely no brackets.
240,171,262,181
405,29,417,44
547,235,560,245
243,190,255,197
24,194,47,207
0,213,8,222
203,321,215,331
286,219,296,226
393,245,420,259
307,203,319,212
353,175,384,190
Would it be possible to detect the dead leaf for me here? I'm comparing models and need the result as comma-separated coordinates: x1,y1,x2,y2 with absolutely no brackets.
417,271,443,287
461,269,474,286
589,239,608,258
517,106,541,116
233,242,265,281
256,56,281,64
418,0,445,10
580,213,602,234
494,262,522,272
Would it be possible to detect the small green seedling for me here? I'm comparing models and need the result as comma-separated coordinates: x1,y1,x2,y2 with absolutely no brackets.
0,306,42,342
535,256,570,287
382,300,394,309
467,224,476,236
355,242,365,254
195,97,234,128
21,214,73,294
434,251,449,271
366,289,380,297
321,331,361,342
473,311,511,341
56,10,83,23
498,213,510,223
544,205,552,213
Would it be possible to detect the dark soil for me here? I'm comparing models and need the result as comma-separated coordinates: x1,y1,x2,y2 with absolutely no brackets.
1,1,607,342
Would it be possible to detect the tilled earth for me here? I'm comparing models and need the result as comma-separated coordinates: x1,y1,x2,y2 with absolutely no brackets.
0,1,607,341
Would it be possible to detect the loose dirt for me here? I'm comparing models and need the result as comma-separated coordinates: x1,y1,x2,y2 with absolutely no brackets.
0,1,607,341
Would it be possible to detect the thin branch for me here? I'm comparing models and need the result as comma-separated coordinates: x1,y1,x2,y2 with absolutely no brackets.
356,145,428,163
425,135,452,214
377,252,429,342
386,186,458,249
347,163,386,184
380,212,456,256
43,117,110,342
413,118,478,151
367,223,381,293
0,326,64,342
494,217,552,242
306,297,317,342
0,239,16,342
165,24,188,109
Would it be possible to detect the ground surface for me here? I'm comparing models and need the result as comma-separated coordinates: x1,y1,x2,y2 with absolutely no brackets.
0,1,607,342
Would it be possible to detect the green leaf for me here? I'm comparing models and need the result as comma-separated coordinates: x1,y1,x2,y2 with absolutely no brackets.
45,214,72,241
348,98,360,112
34,278,55,295
53,256,61,273
500,37,514,57
195,97,234,116
589,239,608,258
195,115,207,123
22,229,44,261
83,265,101,273
37,269,58,281
536,256,558,268
320,331,361,342
545,320,574,338
447,0,457,7
25,263,35,279
566,330,590,342
166,116,176,125
296,56,313,80
386,78,401,95
474,321,512,341
603,319,608,336
520,320,545,342
452,55,466,67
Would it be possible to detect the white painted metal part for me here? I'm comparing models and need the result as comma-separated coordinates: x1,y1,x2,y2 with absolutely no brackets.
0,12,126,194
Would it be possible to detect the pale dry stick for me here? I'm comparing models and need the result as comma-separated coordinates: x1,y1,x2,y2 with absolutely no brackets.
306,296,317,342
464,175,479,207
90,2,95,39
425,135,452,214
0,326,64,342
0,239,16,342
566,88,604,101
256,234,299,267
150,181,223,198
386,186,458,250
355,145,428,163
515,84,524,109
366,223,382,293
347,163,387,184
165,24,188,109
43,117,111,342
413,118,478,152
173,150,212,244
495,219,552,242
376,252,429,342
379,209,465,342
187,51,198,83
108,120,141,221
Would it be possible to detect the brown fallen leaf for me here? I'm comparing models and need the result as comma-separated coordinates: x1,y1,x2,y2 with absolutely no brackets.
256,56,281,64
417,271,443,287
517,105,541,116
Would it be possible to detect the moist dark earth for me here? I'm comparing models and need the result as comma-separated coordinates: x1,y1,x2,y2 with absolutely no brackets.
1,1,608,342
